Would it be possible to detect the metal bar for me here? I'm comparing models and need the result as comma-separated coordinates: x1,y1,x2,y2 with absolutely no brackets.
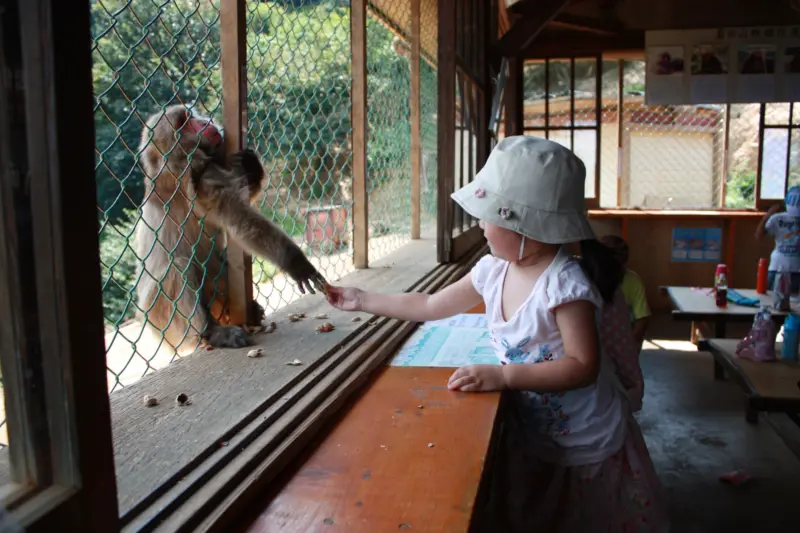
410,0,421,239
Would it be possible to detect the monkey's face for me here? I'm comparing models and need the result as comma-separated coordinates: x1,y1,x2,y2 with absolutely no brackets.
183,115,223,148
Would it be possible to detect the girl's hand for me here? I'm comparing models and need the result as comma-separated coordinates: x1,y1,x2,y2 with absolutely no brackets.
768,203,782,216
325,285,364,312
447,365,506,392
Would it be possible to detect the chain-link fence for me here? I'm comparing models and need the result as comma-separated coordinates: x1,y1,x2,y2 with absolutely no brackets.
89,0,437,401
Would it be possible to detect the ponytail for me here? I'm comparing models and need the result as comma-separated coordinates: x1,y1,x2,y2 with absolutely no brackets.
579,239,624,303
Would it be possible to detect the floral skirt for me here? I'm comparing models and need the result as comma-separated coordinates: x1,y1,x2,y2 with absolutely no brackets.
475,416,670,533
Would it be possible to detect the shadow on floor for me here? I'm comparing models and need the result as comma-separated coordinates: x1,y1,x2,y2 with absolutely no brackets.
639,343,800,533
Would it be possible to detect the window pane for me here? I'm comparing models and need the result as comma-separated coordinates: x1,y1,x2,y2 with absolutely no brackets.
789,131,800,189
523,129,546,139
548,59,572,127
574,130,598,198
765,103,790,125
523,61,546,128
760,128,789,199
600,61,620,207
549,129,571,149
574,58,597,127
725,104,760,208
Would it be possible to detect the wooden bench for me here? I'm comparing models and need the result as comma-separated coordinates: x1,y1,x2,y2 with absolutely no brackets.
699,338,800,424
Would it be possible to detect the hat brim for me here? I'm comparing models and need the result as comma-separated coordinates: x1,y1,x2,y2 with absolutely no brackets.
451,179,596,245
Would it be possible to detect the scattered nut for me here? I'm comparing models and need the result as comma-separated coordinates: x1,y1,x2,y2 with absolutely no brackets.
288,312,306,322
247,348,264,358
263,321,277,333
286,359,303,366
143,395,159,407
316,322,335,333
220,441,229,447
206,345,214,351
315,313,329,319
417,405,424,409
427,442,435,448
245,325,265,334
176,393,191,406
398,524,412,530
351,316,362,322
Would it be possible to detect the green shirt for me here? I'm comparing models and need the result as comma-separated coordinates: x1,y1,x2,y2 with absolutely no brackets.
621,269,650,323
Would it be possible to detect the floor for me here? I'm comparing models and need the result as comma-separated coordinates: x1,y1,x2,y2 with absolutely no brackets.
639,318,800,533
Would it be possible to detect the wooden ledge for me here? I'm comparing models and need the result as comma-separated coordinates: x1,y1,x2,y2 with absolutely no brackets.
91,238,489,532
588,208,766,219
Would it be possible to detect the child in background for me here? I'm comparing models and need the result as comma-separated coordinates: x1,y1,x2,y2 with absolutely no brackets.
600,235,651,352
326,137,668,532
755,185,800,294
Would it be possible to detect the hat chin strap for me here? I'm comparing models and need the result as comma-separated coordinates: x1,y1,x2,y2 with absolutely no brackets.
518,235,526,261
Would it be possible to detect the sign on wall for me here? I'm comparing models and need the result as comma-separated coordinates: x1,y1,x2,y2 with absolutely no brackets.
645,26,800,105
671,227,723,262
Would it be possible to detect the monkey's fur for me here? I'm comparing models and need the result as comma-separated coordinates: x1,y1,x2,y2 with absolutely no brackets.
135,105,325,351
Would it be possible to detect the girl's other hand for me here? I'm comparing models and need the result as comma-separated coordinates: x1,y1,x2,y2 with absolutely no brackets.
768,203,782,215
325,285,364,312
447,365,506,392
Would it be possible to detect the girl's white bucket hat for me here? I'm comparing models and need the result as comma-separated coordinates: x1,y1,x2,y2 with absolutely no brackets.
450,135,596,244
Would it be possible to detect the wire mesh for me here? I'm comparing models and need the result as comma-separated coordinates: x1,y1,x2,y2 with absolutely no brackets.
93,0,224,392
366,4,412,261
245,0,353,313
420,54,438,235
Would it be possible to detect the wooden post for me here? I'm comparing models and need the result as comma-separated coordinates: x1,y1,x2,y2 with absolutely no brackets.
352,0,369,268
220,0,252,325
438,0,456,263
505,56,523,136
410,0,421,239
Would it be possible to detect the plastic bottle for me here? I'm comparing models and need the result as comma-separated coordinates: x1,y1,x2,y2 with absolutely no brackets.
756,258,769,294
715,264,728,308
782,313,800,362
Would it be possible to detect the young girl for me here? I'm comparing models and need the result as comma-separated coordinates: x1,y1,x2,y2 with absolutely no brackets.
326,136,668,532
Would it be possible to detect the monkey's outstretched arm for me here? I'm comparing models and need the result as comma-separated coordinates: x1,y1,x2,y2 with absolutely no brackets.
200,187,326,294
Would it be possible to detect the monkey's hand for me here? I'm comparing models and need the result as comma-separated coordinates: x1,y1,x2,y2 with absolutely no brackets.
283,247,327,295
202,324,251,349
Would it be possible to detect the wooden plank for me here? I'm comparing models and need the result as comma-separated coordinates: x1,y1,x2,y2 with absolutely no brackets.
521,30,645,59
238,366,501,533
220,0,253,325
707,339,800,401
549,13,624,35
437,0,456,263
410,0,421,240
352,0,369,268
495,0,570,57
451,221,487,262
505,57,523,136
587,209,765,219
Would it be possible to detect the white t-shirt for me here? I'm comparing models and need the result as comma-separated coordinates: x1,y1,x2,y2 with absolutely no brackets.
471,247,627,467
765,212,800,273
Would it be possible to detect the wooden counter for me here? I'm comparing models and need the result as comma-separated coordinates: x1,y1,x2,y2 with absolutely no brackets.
238,366,502,532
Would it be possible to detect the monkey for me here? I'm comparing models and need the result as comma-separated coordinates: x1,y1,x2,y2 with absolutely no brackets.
134,104,326,352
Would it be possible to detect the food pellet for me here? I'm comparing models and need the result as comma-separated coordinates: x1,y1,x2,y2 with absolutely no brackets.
176,393,191,406
315,313,329,319
143,395,159,407
351,316,362,322
427,442,435,448
264,321,277,333
247,348,264,358
316,322,335,333
286,359,303,366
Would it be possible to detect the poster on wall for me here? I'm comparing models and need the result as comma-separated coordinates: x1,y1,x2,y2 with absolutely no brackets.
645,25,800,105
671,227,723,263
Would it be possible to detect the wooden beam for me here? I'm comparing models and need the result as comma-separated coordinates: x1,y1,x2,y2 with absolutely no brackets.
549,13,623,36
352,0,369,268
522,30,644,58
437,0,456,263
505,56,524,136
410,0,421,239
496,0,570,56
220,0,253,325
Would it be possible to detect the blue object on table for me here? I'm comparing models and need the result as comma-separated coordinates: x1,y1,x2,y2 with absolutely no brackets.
782,313,800,362
726,288,760,307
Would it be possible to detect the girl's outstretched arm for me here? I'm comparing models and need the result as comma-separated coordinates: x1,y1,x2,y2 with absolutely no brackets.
448,299,600,393
326,272,482,323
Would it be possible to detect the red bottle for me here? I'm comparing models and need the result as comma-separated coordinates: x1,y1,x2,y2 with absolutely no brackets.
756,258,769,294
715,264,728,308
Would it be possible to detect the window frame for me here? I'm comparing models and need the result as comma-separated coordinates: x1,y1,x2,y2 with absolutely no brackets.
0,1,118,531
756,102,800,210
521,56,603,209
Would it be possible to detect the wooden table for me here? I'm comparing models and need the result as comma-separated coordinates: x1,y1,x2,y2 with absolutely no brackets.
699,338,800,424
239,305,501,533
663,287,799,360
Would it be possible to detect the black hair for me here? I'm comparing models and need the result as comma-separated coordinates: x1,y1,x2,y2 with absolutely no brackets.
598,234,629,265
578,239,625,303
